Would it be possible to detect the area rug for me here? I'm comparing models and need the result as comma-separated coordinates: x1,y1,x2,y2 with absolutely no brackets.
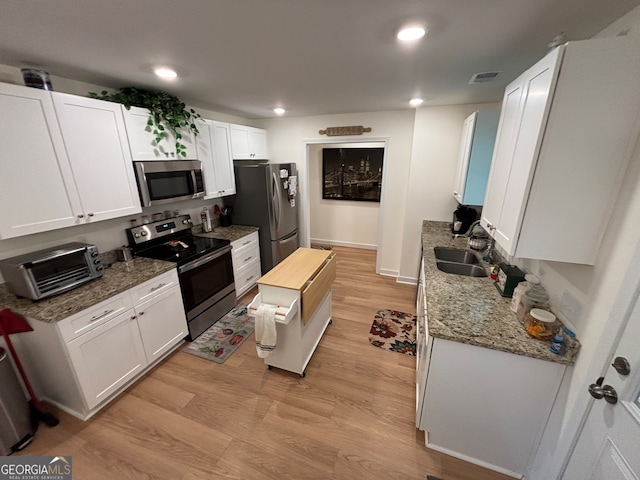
182,303,253,363
368,309,417,356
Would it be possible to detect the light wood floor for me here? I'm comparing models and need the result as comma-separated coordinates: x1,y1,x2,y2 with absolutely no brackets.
18,246,512,480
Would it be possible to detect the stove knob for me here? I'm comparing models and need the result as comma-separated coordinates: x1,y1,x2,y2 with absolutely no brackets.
93,259,101,265
90,250,99,257
182,219,190,224
96,265,103,271
141,231,148,236
134,233,140,238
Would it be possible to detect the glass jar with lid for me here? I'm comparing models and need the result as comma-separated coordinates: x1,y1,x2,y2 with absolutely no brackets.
524,308,561,340
516,283,550,324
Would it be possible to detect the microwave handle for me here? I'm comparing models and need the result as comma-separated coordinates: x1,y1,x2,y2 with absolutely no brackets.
26,245,88,266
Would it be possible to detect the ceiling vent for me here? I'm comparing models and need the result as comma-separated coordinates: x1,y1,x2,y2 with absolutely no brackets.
468,71,502,84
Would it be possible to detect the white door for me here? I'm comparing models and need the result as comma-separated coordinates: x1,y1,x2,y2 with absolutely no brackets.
67,309,147,410
480,78,525,236
135,286,187,364
453,112,477,203
52,93,141,222
494,46,563,254
562,276,640,478
0,83,82,238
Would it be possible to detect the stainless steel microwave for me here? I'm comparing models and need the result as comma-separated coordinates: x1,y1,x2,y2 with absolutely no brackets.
134,160,206,207
0,242,104,300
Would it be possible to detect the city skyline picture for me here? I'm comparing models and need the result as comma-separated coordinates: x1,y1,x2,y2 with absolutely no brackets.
322,147,384,202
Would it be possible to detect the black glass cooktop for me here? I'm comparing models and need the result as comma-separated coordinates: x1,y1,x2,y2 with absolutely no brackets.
136,235,230,264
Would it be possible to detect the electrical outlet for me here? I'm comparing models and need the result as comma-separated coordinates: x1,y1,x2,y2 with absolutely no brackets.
559,290,583,325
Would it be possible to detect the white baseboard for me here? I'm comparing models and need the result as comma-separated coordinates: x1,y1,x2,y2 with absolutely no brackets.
396,276,418,285
425,441,522,479
310,238,377,250
378,268,398,277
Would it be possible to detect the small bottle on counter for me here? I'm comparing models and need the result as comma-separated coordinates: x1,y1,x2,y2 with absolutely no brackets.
550,329,564,354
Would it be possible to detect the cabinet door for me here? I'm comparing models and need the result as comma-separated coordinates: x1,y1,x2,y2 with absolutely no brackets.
230,124,268,159
52,93,142,222
198,119,236,198
135,286,187,364
248,127,268,159
494,48,562,254
481,78,526,239
122,105,197,160
0,83,82,238
453,112,477,203
67,309,147,410
230,124,251,159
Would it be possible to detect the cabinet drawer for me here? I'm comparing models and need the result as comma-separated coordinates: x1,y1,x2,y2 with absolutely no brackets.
231,232,259,257
301,254,336,324
58,292,131,343
234,259,261,297
232,242,260,271
131,270,178,304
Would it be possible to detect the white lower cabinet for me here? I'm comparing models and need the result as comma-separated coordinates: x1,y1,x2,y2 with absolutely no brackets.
66,308,147,411
17,270,187,420
231,231,261,297
417,335,565,478
135,286,188,364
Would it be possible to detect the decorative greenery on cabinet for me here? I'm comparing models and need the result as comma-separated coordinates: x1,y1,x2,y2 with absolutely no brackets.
89,87,201,157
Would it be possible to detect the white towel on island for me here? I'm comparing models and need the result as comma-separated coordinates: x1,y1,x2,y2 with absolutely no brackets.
255,304,278,358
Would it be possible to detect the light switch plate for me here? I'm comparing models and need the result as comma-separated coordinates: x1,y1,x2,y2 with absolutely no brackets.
559,290,583,325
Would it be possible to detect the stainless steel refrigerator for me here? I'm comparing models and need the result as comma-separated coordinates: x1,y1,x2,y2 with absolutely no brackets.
231,162,298,273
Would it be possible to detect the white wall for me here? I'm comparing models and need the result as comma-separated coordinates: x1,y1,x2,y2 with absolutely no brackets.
308,142,383,249
397,103,499,282
262,110,415,275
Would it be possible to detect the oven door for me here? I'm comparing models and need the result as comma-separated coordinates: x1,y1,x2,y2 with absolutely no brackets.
178,246,235,320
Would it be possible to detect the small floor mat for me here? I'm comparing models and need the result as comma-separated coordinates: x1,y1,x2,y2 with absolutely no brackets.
368,309,417,356
182,304,253,363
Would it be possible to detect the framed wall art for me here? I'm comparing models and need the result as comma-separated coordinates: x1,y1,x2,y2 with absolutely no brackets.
322,147,384,202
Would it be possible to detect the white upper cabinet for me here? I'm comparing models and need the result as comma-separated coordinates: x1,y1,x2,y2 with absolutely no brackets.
122,105,198,160
230,124,269,160
0,83,82,239
196,119,236,198
52,93,142,222
453,109,499,206
481,37,640,265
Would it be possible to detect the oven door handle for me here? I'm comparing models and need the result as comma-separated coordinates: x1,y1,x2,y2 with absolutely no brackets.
178,245,232,274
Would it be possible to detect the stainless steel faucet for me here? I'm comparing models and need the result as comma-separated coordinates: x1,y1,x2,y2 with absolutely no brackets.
452,220,482,239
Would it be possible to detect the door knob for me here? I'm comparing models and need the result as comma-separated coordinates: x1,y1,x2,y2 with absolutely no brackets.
612,356,630,375
588,377,605,399
588,377,619,404
603,385,619,404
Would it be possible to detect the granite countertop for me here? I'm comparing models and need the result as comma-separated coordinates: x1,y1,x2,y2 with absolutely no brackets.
194,224,259,242
422,220,580,366
0,257,176,324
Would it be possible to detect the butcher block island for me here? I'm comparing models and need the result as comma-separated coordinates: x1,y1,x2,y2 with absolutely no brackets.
249,247,336,377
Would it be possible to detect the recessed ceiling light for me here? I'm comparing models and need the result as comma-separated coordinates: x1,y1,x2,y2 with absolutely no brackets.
397,26,426,42
154,67,177,79
409,98,424,107
273,107,286,115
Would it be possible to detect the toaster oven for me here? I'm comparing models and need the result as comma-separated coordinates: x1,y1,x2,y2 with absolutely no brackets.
0,242,104,300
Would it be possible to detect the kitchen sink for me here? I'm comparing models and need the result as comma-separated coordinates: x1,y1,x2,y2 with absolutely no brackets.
436,261,488,277
434,247,480,265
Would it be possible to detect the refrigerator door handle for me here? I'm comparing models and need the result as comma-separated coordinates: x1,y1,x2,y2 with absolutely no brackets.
272,171,281,232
